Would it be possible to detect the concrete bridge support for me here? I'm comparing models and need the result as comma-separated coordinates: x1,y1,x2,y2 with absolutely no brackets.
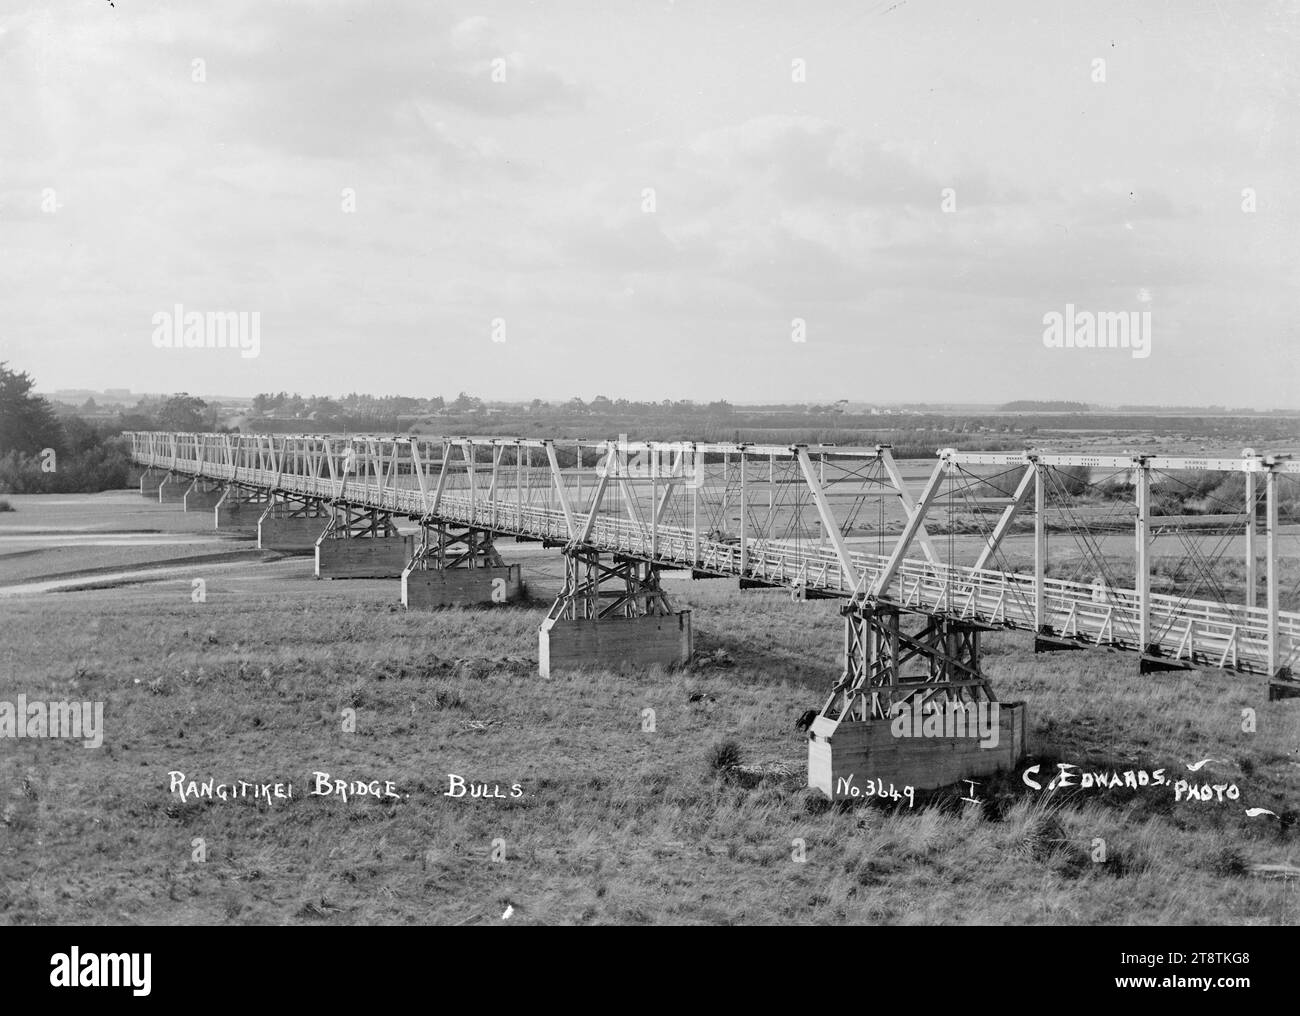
401,523,521,608
257,493,330,553
183,478,225,512
807,604,1027,800
538,549,693,678
315,505,412,579
157,471,190,503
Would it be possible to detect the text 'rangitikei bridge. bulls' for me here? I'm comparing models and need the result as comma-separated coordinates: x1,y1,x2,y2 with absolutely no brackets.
127,432,1300,798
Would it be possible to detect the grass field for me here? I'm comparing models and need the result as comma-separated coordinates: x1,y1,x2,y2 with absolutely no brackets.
1,494,1297,925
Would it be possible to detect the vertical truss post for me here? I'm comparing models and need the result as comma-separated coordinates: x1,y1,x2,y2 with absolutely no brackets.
739,447,748,574
1033,460,1046,631
691,463,700,567
1265,461,1279,676
1245,452,1258,609
651,454,658,560
515,441,523,531
463,440,476,522
1135,455,1152,654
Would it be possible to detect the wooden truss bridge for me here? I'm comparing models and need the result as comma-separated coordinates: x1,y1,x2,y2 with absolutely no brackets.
127,432,1300,797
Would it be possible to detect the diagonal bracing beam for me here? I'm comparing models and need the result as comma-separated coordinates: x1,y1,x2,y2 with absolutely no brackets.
973,461,1037,572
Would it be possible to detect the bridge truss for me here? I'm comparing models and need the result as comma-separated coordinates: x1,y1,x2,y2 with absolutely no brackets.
127,432,1300,689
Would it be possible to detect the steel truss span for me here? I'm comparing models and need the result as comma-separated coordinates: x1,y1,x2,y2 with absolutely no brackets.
127,432,1300,679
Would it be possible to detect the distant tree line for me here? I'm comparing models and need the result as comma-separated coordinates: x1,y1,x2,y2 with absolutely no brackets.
0,363,226,494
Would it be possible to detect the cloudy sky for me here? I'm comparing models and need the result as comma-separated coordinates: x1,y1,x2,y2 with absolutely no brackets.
2,0,1298,406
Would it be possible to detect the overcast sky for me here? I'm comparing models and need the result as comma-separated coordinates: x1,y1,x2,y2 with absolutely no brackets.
2,0,1298,406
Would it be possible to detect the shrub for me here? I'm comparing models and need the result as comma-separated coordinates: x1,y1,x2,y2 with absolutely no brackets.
704,739,743,775
0,441,130,494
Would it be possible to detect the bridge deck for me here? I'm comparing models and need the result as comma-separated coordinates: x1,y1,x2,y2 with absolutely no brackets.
127,433,1300,677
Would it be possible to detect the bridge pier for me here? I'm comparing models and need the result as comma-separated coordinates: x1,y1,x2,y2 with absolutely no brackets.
538,549,693,678
315,505,412,579
157,471,190,503
807,603,1027,800
401,523,521,608
214,483,269,530
183,478,225,512
257,493,330,553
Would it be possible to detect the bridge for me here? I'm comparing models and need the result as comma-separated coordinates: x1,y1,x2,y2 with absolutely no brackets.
126,431,1300,798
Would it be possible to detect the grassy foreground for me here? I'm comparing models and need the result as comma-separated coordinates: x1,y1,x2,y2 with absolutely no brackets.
1,562,1297,926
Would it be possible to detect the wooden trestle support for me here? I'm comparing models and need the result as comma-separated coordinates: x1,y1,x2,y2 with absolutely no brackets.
538,548,693,677
808,602,1027,800
400,522,521,608
314,504,412,579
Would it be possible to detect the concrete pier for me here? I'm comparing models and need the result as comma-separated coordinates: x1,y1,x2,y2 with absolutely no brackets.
402,564,522,609
316,534,414,579
537,611,693,678
807,703,1028,799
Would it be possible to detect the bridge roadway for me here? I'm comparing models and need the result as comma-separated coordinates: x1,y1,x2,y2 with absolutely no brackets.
127,432,1300,679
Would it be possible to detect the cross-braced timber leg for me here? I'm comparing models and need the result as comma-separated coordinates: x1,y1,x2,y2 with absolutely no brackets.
320,503,398,541
807,602,1027,799
537,548,692,677
818,604,998,724
400,522,521,608
407,522,505,571
263,491,329,520
315,504,410,579
545,549,675,622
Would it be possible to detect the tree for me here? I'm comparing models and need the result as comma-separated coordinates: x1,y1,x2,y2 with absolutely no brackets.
0,363,64,455
61,416,100,455
156,393,208,432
